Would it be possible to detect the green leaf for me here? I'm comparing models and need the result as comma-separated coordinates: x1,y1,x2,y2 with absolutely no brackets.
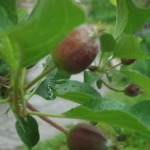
114,0,128,39
0,0,17,24
121,70,150,96
8,0,86,67
96,79,102,89
0,58,10,76
64,98,150,136
132,59,150,77
0,7,13,32
36,69,70,100
88,0,116,23
55,80,101,104
16,116,40,149
110,0,117,6
56,92,95,104
84,71,99,84
83,97,125,111
36,81,56,100
127,100,150,127
125,0,150,34
114,0,150,38
0,35,17,70
100,33,116,52
105,71,113,83
0,0,17,32
113,35,148,59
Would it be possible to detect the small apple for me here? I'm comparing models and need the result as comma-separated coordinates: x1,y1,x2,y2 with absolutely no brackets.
52,24,100,74
124,84,141,97
67,123,107,150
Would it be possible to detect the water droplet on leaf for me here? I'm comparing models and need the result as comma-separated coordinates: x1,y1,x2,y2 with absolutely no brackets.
46,85,56,100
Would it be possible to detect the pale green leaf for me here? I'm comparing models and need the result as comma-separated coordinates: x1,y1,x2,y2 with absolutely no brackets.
113,35,148,59
8,0,86,67
114,0,128,39
0,35,17,70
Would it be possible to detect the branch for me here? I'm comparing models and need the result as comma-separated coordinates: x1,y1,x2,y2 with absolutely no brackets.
26,102,68,135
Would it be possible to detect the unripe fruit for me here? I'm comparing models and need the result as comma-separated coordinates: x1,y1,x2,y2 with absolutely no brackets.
67,123,107,150
52,24,100,74
124,84,140,97
121,59,136,65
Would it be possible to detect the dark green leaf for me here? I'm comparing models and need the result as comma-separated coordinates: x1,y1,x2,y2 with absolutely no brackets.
16,116,40,149
0,0,17,32
0,0,17,24
96,79,102,89
46,68,70,82
84,71,99,84
52,71,70,84
8,0,86,68
36,81,56,100
55,80,101,104
0,58,10,76
105,71,113,83
36,69,70,100
0,35,17,70
0,6,13,32
113,35,149,59
100,33,116,52
127,100,150,127
64,98,150,136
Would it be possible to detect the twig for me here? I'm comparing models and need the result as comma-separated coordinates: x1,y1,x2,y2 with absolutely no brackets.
101,80,123,92
26,102,68,135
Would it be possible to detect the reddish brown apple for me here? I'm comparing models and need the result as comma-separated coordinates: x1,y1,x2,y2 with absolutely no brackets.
52,24,100,74
67,123,107,150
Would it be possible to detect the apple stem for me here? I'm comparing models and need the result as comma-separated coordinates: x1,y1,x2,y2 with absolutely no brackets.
101,80,124,92
26,102,68,135
111,62,122,69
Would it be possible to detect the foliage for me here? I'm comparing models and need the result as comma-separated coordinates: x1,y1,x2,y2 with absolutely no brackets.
88,0,116,23
16,116,40,149
0,0,150,149
17,129,150,150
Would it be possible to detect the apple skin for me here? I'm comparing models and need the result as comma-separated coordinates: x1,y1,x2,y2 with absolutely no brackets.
67,123,107,150
124,84,140,97
52,24,100,74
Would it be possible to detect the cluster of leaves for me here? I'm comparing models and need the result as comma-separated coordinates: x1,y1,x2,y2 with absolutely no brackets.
17,127,150,150
1,0,150,149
